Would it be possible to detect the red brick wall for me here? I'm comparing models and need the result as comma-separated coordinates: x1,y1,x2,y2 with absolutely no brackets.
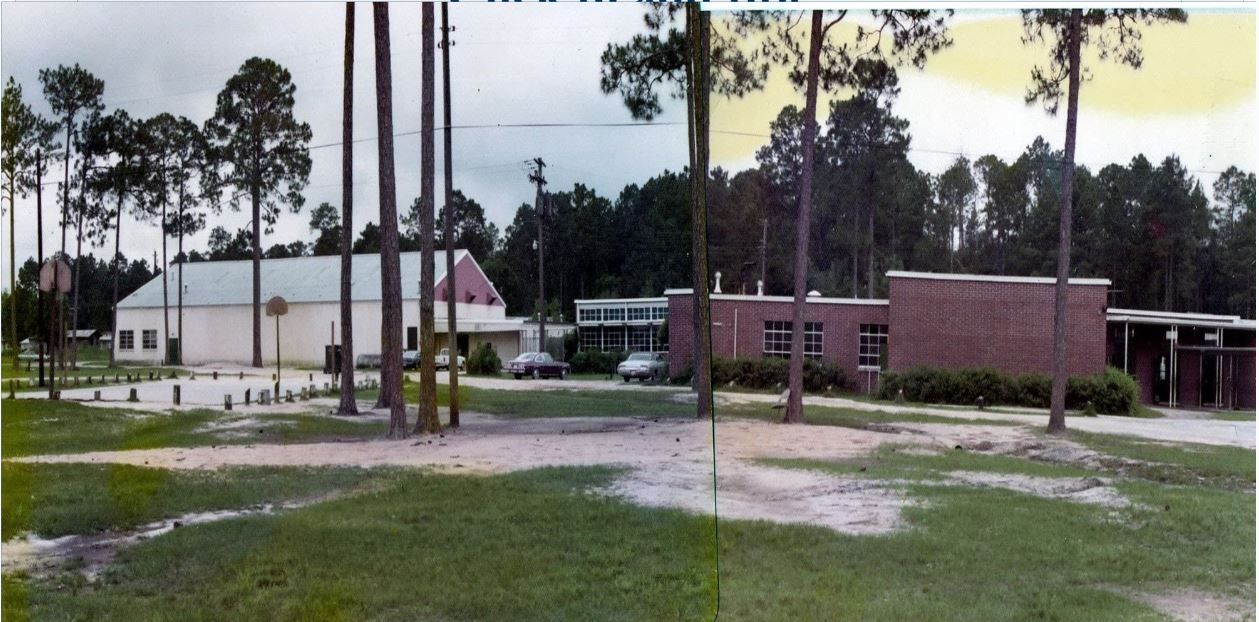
887,275,1108,377
666,293,890,388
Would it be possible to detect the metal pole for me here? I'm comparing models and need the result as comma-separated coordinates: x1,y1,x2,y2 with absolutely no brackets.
275,314,281,397
1123,321,1129,374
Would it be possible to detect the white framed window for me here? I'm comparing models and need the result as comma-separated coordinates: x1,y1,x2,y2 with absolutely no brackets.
580,329,601,351
763,321,822,359
628,325,654,351
142,330,158,350
859,324,888,370
119,330,134,350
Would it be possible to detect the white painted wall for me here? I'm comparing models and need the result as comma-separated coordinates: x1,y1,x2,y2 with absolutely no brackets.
115,298,516,366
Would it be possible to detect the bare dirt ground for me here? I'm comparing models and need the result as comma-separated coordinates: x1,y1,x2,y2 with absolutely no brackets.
1115,588,1256,622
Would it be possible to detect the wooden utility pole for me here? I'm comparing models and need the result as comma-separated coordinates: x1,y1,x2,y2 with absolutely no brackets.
35,149,46,387
759,217,767,289
529,157,547,355
441,3,460,427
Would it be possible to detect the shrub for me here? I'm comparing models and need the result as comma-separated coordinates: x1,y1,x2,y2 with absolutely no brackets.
466,342,501,376
878,365,1138,415
569,349,627,375
711,357,847,393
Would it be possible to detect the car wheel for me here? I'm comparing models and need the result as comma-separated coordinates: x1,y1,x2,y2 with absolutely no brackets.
513,374,522,380
532,368,540,380
560,368,569,380
622,376,630,383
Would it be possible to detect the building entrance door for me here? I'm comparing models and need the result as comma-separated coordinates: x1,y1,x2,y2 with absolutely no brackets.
1154,355,1171,404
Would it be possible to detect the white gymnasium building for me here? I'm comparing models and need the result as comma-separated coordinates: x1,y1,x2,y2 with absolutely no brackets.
113,250,565,366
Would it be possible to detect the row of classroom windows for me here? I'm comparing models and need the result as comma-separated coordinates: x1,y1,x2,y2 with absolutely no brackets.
116,330,158,350
577,305,668,323
579,321,890,367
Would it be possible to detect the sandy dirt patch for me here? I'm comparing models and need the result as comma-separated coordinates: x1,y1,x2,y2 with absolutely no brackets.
947,471,1131,507
1118,588,1255,622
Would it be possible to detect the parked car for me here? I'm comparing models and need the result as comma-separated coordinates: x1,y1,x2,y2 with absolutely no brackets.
505,352,570,380
617,351,668,382
435,348,466,371
402,350,420,369
356,353,382,369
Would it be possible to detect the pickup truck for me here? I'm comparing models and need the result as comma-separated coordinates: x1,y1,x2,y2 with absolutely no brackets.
436,348,466,371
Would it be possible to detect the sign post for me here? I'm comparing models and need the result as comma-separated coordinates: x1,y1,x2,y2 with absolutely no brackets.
266,296,289,399
38,259,71,400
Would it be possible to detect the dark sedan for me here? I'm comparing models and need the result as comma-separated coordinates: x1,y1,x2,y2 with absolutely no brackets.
505,352,570,380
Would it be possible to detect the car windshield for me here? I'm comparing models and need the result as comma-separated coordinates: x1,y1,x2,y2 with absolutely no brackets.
536,353,552,363
627,353,652,361
512,353,537,362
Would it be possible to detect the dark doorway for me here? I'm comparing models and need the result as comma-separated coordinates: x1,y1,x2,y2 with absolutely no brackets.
407,327,418,351
1201,354,1220,408
1154,355,1170,404
457,334,470,357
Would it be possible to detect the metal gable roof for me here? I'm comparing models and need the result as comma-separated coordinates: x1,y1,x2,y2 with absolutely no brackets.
119,250,469,308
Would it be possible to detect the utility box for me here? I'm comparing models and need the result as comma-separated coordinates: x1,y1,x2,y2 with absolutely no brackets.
324,345,343,374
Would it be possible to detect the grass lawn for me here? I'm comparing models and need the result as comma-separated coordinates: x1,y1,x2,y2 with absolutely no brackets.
1,462,392,541
735,451,1254,621
360,380,697,419
715,400,1022,429
1211,410,1256,421
4,466,717,622
1,399,384,458
1066,430,1256,492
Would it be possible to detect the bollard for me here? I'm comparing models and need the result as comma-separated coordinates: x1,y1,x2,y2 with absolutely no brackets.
213,371,219,381
7,379,14,399
168,370,177,380
191,371,197,381
51,390,60,400
224,394,233,411
286,390,294,403
149,371,155,381
87,375,93,385
128,388,139,402
93,390,101,401
239,371,244,380
74,376,80,386
309,373,313,382
260,389,271,406
272,373,277,382
245,388,252,404
173,385,181,406
299,388,307,401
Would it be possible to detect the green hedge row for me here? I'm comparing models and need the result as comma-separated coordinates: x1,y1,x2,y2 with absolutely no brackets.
877,365,1139,415
711,357,848,393
568,349,630,374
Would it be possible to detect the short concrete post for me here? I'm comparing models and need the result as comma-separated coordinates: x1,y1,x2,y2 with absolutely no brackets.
74,376,80,386
224,394,233,411
126,373,133,383
299,388,308,401
239,371,244,380
87,375,93,385
173,385,181,406
8,379,14,399
127,388,139,402
286,390,294,403
260,389,271,406
309,373,313,382
190,371,197,381
213,371,218,381
51,390,60,400
245,388,251,404
94,390,101,401
149,371,155,381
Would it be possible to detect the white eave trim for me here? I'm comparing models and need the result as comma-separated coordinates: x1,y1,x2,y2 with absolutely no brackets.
574,297,668,305
1106,312,1256,331
886,270,1111,286
663,289,889,306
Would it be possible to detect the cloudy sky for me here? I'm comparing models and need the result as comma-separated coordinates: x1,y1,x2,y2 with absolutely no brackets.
1,5,1254,290
711,9,1255,179
1,2,689,285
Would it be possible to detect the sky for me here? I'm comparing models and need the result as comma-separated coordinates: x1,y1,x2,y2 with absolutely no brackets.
710,9,1255,180
1,6,1255,290
0,2,689,287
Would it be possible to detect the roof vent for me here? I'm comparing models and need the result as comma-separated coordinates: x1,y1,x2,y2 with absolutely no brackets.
807,290,821,297
756,280,764,296
713,271,723,294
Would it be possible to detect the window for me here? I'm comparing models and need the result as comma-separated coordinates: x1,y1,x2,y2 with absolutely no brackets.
578,308,600,323
628,325,654,351
580,328,602,351
763,321,822,359
119,330,134,350
603,307,625,322
859,324,888,370
142,329,158,350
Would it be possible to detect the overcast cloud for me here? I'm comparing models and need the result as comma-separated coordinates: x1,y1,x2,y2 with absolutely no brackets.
1,2,688,284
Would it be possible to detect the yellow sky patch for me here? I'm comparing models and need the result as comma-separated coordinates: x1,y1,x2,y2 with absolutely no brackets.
711,11,1255,163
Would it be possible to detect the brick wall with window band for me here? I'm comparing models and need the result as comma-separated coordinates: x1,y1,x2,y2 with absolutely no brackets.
762,321,823,358
119,330,135,350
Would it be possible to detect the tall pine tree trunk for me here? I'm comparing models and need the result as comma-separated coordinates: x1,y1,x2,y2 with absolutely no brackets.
415,1,440,435
686,4,713,420
337,1,358,416
9,180,17,365
110,193,122,368
373,2,407,437
177,206,184,366
866,172,875,299
441,2,460,428
160,197,169,366
251,184,262,368
36,151,46,385
1047,8,1082,434
71,167,85,369
785,11,824,424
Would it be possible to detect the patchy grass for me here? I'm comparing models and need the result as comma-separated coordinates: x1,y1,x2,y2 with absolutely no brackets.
6,466,717,621
1,399,384,458
1210,410,1256,421
716,400,1022,430
1,463,391,541
359,381,697,419
1066,430,1256,492
758,444,1096,482
729,453,1254,620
